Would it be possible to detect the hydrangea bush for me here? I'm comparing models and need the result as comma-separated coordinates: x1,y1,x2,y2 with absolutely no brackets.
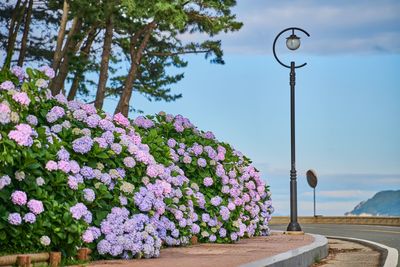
0,66,273,260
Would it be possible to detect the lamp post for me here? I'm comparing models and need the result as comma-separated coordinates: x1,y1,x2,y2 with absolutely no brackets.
272,27,310,233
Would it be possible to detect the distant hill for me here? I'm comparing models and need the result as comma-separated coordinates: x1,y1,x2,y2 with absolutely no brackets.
345,190,400,216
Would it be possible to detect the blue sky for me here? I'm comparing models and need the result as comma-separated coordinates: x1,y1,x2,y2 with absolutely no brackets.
104,0,400,215
2,0,398,215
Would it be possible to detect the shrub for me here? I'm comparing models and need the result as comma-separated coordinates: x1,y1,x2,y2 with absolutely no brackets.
0,66,273,260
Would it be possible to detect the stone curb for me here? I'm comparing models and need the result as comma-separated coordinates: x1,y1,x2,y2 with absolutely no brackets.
240,231,328,267
326,235,399,267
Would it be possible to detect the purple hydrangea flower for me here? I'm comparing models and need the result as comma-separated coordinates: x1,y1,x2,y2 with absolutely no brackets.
23,212,36,224
204,131,215,139
68,175,79,190
83,188,96,202
72,136,93,154
191,223,200,234
73,109,87,121
81,166,95,179
0,81,15,90
210,196,222,206
69,160,80,174
26,115,38,126
203,177,213,187
8,213,22,225
94,137,108,148
99,119,115,131
209,235,217,242
0,175,11,190
220,206,230,221
70,203,89,220
123,157,136,168
0,102,11,124
167,138,176,148
46,106,65,123
134,116,154,129
197,158,207,168
230,232,238,241
39,65,55,79
11,66,25,80
111,143,122,154
57,148,70,161
219,228,227,237
86,114,101,128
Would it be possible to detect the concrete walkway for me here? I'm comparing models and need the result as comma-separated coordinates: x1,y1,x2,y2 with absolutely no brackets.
87,233,315,267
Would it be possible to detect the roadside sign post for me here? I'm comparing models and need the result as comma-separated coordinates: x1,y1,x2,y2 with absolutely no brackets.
306,169,318,217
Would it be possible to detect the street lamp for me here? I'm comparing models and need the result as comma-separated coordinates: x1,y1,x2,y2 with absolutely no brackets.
272,27,310,233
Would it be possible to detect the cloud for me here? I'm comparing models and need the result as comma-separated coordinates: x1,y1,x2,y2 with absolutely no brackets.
271,199,362,216
301,190,376,198
181,0,400,55
299,200,361,216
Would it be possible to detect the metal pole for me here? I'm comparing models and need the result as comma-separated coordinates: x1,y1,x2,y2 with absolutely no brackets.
313,187,316,217
287,61,302,232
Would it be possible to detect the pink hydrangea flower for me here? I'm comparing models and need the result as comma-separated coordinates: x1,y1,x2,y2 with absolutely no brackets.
39,65,55,79
203,177,213,187
82,229,94,243
113,113,130,127
11,190,27,206
12,92,30,106
8,123,35,146
45,160,58,171
0,102,11,124
57,160,71,173
27,199,44,215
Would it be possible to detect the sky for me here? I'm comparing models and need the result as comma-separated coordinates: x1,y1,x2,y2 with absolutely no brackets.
2,0,399,216
103,0,400,216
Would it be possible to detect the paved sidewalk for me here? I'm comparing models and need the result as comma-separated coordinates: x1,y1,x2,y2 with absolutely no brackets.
87,233,314,267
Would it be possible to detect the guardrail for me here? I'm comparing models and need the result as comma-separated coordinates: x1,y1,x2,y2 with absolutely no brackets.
269,216,400,226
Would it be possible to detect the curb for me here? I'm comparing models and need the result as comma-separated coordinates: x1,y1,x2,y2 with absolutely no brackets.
326,235,399,267
240,231,328,267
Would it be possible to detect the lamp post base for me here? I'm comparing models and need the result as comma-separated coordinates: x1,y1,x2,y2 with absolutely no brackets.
286,221,302,232
284,231,305,235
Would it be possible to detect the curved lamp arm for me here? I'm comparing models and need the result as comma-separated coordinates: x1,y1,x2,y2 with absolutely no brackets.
272,27,310,69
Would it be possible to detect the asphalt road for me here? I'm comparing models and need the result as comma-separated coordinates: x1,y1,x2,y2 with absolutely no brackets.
270,223,400,266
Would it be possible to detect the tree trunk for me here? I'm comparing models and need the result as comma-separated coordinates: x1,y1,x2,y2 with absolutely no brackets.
7,0,22,40
114,22,156,116
94,15,114,109
17,0,33,66
52,0,69,71
67,27,97,100
3,0,27,69
51,17,83,95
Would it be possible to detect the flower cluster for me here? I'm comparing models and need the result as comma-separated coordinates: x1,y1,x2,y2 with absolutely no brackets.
0,66,273,259
8,189,44,226
97,208,162,258
134,112,274,242
8,123,37,146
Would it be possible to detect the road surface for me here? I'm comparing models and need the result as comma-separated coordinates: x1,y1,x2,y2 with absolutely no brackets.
270,223,400,266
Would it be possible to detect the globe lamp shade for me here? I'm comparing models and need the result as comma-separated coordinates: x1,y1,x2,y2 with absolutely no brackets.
286,34,301,50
